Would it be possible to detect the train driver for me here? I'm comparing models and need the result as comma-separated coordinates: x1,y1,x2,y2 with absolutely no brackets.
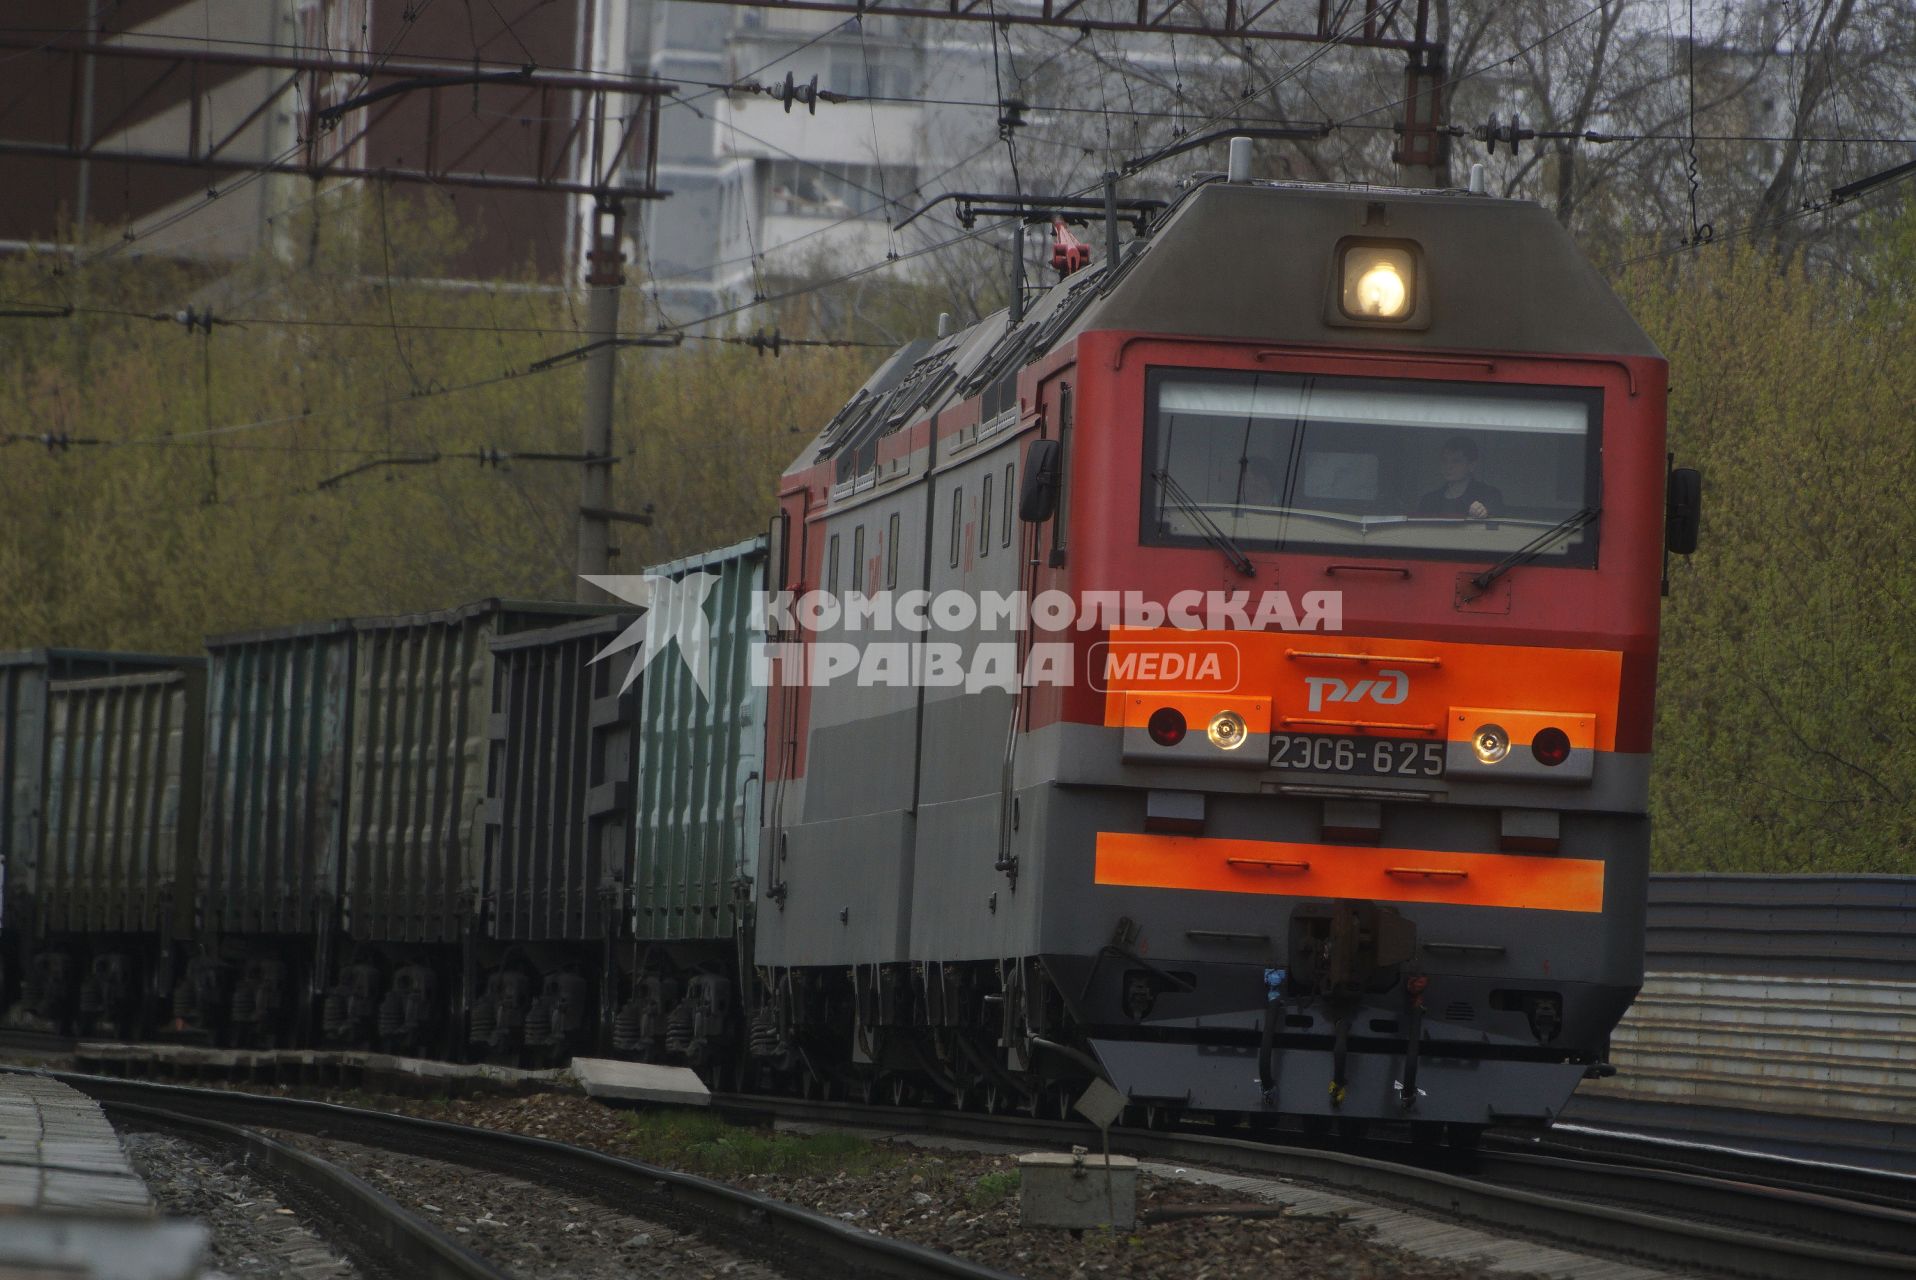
1416,435,1503,519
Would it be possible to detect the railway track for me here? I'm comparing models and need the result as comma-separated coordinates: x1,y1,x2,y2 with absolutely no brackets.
1511,1126,1916,1214
717,1093,1916,1280
8,1067,1015,1280
107,1101,513,1280
12,1051,1915,1279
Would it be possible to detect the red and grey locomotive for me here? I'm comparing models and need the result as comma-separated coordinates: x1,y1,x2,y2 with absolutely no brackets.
750,160,1698,1132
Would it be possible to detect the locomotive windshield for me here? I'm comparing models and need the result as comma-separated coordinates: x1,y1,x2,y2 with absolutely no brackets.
1141,369,1601,565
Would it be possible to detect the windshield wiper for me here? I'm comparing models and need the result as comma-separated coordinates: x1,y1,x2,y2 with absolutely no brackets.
1468,507,1599,595
1152,470,1256,576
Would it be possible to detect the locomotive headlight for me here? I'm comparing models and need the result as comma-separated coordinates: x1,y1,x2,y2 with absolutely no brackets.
1207,710,1249,750
1471,723,1511,764
1355,262,1406,315
1340,245,1416,320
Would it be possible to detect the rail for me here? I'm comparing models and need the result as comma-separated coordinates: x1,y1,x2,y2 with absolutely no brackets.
106,1100,511,1280
18,1069,1017,1280
8,1058,1916,1278
713,1093,1916,1280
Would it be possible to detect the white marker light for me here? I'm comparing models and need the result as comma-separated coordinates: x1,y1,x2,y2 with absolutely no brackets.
1207,710,1249,750
1472,724,1511,764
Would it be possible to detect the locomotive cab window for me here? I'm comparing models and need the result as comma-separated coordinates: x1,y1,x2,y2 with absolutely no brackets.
1141,370,1601,565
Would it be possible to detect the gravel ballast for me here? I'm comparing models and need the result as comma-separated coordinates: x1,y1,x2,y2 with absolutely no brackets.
277,1131,794,1280
273,1090,1530,1280
120,1130,356,1280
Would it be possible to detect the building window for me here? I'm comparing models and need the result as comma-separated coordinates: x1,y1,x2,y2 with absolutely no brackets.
852,524,865,594
827,533,840,595
766,159,917,219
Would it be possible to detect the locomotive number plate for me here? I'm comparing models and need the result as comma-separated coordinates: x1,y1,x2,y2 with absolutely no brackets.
1268,733,1445,779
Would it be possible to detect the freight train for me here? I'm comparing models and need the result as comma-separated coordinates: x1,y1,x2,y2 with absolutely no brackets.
0,156,1701,1138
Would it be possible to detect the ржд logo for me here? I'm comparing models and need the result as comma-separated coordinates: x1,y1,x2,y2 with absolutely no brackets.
1303,668,1410,713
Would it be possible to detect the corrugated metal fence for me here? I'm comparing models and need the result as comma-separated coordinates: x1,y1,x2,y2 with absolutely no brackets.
1643,874,1916,981
1570,874,1916,1171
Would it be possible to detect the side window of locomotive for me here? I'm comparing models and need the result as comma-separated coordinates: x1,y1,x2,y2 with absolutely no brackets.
1141,369,1600,565
827,533,841,595
1001,463,1014,547
852,524,865,594
1052,386,1073,560
979,472,993,557
886,512,900,589
949,486,963,569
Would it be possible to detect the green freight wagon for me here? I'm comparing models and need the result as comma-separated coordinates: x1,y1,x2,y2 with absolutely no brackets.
0,650,204,1036
193,621,355,1045
614,538,767,1068
343,599,607,1057
480,612,641,1055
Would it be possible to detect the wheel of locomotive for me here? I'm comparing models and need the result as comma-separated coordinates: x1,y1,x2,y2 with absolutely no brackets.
983,1081,1009,1114
887,1073,912,1108
1410,1120,1446,1148
1334,1116,1370,1141
1143,1103,1177,1132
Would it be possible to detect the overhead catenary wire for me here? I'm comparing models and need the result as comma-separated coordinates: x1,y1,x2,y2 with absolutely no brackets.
0,11,1300,509
15,11,1907,274
22,17,1916,149
20,0,1904,510
1613,153,1916,271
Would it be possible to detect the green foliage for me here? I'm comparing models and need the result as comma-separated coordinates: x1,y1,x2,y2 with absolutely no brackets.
618,1108,891,1177
968,1169,1020,1206
0,191,875,653
7,181,1915,870
1621,212,1916,871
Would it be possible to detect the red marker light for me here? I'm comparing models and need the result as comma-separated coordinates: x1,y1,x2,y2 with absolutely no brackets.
1531,727,1572,766
1147,707,1187,747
